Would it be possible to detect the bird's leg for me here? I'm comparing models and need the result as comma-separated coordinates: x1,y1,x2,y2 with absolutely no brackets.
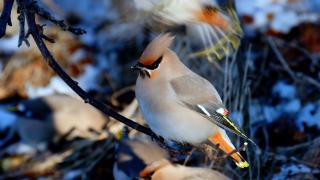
183,148,196,165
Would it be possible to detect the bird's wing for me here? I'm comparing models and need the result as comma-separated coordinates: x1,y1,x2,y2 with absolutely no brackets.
189,1,243,60
170,75,255,144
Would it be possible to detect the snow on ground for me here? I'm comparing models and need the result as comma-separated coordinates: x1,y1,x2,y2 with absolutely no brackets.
5,142,44,155
0,108,16,131
63,170,82,180
26,76,76,98
0,108,17,146
250,103,280,124
250,80,320,129
297,100,320,129
272,164,319,180
236,0,320,34
77,65,102,91
272,81,296,99
25,63,103,98
0,34,21,53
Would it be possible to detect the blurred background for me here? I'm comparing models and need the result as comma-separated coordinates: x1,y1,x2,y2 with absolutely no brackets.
0,0,319,179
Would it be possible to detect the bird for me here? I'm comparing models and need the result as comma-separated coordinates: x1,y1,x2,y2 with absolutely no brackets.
12,94,108,144
133,33,254,168
113,137,169,180
139,159,230,180
132,0,243,60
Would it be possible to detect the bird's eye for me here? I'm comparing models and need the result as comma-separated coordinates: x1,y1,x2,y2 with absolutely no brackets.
146,56,163,70
153,56,163,68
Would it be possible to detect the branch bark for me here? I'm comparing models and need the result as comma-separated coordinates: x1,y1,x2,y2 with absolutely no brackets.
0,0,14,38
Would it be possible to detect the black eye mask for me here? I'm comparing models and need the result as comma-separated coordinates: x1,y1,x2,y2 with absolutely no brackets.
139,56,163,70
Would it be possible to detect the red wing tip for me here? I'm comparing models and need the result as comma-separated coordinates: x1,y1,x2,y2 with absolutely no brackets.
223,109,229,116
216,108,229,116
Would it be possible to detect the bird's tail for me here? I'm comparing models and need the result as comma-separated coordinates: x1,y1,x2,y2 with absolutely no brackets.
208,131,249,168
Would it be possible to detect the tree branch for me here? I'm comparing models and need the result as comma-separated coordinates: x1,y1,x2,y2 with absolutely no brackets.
0,0,14,38
8,0,163,142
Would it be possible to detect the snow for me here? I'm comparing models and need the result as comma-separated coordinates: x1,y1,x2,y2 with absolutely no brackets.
262,105,280,123
271,10,299,33
5,143,43,155
272,164,319,180
0,34,21,53
26,64,102,98
26,76,77,98
272,81,296,99
249,80,320,129
77,65,101,91
79,28,96,46
271,81,302,116
249,103,281,124
297,101,320,129
63,170,82,180
236,0,320,33
0,109,17,131
70,49,87,64
283,99,301,114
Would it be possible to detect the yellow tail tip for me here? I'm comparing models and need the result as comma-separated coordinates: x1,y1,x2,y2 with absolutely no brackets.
235,161,249,168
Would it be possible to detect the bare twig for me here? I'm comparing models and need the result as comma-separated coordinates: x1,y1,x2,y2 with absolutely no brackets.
272,37,318,66
277,137,320,153
268,38,297,80
0,0,14,37
183,148,195,166
267,152,320,168
17,0,29,46
268,37,320,88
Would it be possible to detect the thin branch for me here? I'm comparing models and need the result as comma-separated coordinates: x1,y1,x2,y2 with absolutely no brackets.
0,0,14,38
268,37,320,88
13,0,162,143
268,37,297,80
277,137,320,153
17,0,29,46
29,0,86,35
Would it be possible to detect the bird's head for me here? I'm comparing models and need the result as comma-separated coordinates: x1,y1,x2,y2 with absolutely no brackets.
132,33,175,79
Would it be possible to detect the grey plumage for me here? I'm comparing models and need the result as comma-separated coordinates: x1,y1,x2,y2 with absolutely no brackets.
170,70,255,145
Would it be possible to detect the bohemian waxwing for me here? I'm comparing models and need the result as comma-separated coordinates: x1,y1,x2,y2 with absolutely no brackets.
113,138,169,180
13,94,107,144
133,33,254,168
140,159,230,180
133,0,243,60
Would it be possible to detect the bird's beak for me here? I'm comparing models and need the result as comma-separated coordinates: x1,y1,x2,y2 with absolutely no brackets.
131,63,151,78
131,63,142,71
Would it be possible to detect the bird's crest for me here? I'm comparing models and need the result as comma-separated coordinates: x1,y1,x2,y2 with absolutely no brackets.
139,33,175,65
